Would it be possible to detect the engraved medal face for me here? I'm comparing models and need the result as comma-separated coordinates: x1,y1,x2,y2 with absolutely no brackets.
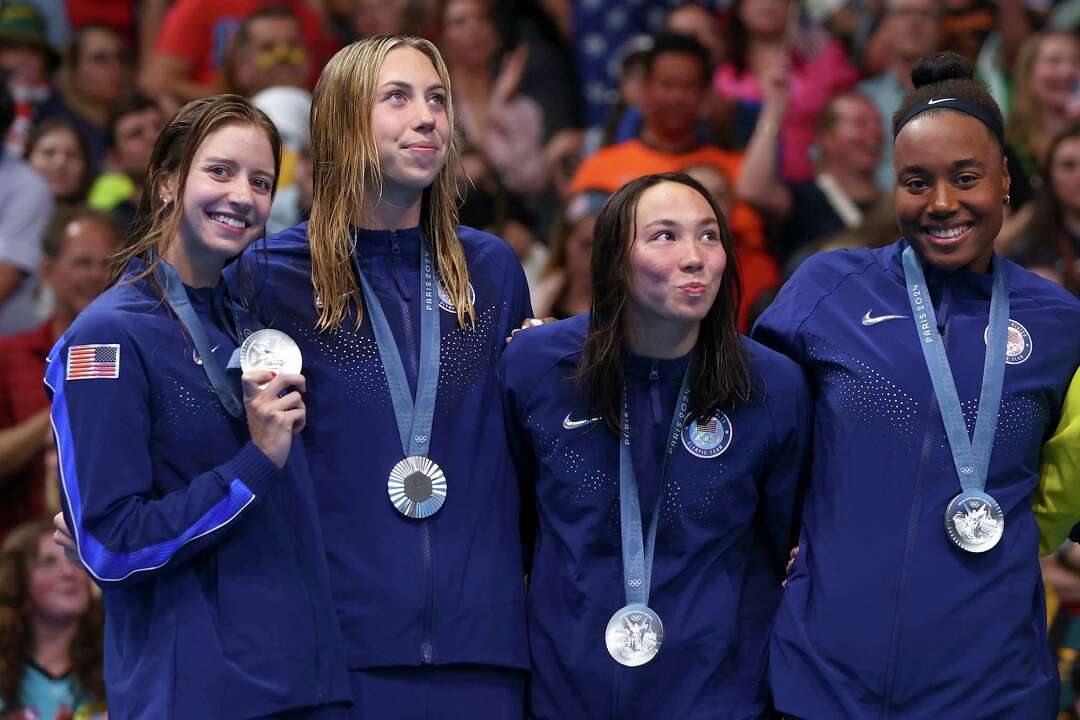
239,329,302,375
946,490,1004,553
388,456,447,519
605,604,664,667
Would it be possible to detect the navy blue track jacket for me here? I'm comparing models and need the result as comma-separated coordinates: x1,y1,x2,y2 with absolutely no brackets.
753,239,1080,719
233,223,533,670
47,262,350,719
498,314,811,719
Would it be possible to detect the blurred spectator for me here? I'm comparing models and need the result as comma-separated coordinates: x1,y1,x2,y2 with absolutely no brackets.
0,517,106,718
664,2,726,67
531,190,604,319
1009,124,1080,296
715,0,859,182
0,208,117,536
686,161,781,329
252,85,312,233
56,24,130,171
738,86,884,265
86,93,164,239
0,82,53,336
570,33,769,255
352,0,426,38
584,36,652,157
226,5,310,98
441,0,548,197
141,0,333,102
1005,31,1080,210
858,0,944,189
0,1,63,154
570,0,682,127
24,117,92,206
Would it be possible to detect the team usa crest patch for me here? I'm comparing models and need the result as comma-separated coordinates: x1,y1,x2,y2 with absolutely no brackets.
437,280,476,313
66,344,120,380
984,319,1032,365
681,410,733,458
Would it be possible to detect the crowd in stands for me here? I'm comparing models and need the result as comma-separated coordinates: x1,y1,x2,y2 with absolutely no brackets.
0,0,1078,717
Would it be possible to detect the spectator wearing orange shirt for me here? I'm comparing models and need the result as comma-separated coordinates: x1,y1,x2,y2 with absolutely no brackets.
569,33,773,326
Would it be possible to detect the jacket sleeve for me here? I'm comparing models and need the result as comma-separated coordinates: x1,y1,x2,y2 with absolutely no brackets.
46,312,282,586
759,359,814,574
1034,367,1080,555
750,270,813,366
497,340,539,575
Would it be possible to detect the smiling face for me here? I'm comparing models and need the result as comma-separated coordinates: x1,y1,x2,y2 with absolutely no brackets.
894,111,1009,272
28,126,86,199
370,46,451,199
28,533,91,624
625,182,727,333
42,216,117,317
172,122,276,274
1031,33,1080,111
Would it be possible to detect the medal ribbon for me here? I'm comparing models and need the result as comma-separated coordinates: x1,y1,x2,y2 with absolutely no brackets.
156,260,245,418
618,369,692,607
352,236,441,459
901,245,1009,492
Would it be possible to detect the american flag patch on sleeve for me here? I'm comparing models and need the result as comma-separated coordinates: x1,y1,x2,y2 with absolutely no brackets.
66,344,120,380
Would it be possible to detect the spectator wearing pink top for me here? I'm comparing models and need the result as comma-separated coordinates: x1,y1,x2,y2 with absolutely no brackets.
714,0,859,183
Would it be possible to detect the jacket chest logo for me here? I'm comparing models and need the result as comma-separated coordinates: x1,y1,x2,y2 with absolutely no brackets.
681,410,733,459
437,280,476,313
984,319,1032,365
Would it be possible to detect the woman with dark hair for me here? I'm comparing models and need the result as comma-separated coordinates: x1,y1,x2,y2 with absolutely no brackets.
46,94,350,718
754,52,1080,718
1010,124,1080,296
500,172,810,719
24,118,93,206
0,517,105,719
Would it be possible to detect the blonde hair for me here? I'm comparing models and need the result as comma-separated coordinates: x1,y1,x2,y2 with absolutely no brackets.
1006,32,1080,163
308,36,474,332
110,95,283,289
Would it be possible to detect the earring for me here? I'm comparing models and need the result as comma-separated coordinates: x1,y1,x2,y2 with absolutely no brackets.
160,195,170,204
1003,194,1010,205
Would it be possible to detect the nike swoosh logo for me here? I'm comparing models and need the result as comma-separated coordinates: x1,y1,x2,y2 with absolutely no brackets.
210,345,220,353
862,310,908,326
927,97,956,105
563,413,599,430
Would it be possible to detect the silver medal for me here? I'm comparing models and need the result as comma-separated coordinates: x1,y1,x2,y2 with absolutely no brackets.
240,329,302,375
945,490,1004,553
605,603,664,667
388,455,447,519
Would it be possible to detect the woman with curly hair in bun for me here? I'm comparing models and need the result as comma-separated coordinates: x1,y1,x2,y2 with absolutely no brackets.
0,517,105,720
753,51,1080,718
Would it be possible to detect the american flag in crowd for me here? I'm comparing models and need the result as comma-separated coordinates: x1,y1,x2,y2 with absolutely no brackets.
697,417,718,434
67,344,120,380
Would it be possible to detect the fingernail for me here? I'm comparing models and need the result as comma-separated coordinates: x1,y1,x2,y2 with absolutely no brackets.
270,372,277,379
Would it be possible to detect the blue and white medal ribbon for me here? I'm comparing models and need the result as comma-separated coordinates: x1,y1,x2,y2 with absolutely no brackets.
902,246,1009,552
606,370,692,666
157,260,245,418
353,236,446,519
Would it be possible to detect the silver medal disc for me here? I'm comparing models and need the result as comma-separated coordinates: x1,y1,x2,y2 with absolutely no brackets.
605,603,664,667
240,329,302,375
946,490,1004,553
388,456,447,519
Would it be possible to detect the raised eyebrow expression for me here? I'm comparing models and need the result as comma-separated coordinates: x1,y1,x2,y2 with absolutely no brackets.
641,218,720,232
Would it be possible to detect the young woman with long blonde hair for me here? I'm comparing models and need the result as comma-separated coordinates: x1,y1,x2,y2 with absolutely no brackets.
234,36,533,719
